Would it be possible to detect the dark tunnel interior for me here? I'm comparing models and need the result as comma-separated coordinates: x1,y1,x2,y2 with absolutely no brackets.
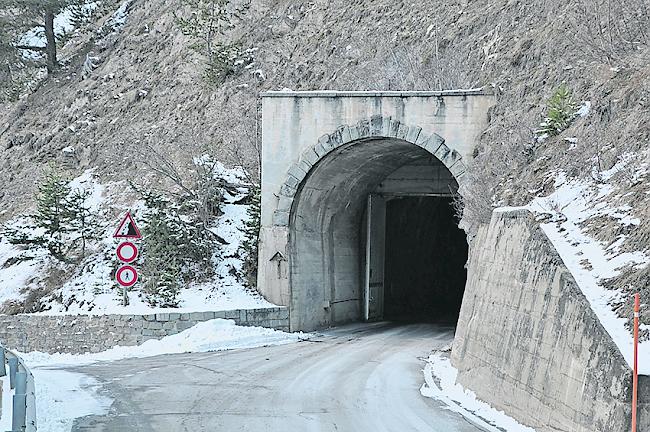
383,196,468,324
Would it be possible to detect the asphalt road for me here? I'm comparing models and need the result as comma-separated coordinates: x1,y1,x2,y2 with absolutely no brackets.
70,322,487,432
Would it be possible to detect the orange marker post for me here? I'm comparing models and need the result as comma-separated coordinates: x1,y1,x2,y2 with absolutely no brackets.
632,293,640,432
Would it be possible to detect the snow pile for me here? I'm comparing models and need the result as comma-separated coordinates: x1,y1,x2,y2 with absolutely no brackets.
497,158,649,373
421,353,536,432
21,319,301,367
0,373,14,430
0,220,48,306
32,369,110,432
22,320,303,432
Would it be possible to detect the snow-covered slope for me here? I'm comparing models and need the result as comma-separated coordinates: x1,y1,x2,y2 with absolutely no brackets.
0,165,272,315
497,157,650,373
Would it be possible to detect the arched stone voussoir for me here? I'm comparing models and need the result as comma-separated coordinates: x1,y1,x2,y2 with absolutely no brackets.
449,160,467,178
286,164,308,184
353,118,371,139
433,143,462,169
415,132,445,154
272,117,465,226
301,147,319,166
405,125,422,143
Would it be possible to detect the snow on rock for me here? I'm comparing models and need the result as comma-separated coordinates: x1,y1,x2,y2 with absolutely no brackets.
105,0,135,31
575,100,591,118
421,353,536,432
496,158,649,374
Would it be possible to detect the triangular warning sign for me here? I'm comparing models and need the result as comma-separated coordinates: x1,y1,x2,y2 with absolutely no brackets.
114,211,142,239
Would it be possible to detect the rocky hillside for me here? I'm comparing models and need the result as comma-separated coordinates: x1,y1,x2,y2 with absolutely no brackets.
0,0,648,324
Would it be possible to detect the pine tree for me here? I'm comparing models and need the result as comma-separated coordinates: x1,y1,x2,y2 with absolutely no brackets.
241,186,260,288
5,166,99,261
1,0,95,75
34,166,72,259
140,191,215,307
536,84,577,138
155,260,181,307
67,188,99,258
175,0,247,84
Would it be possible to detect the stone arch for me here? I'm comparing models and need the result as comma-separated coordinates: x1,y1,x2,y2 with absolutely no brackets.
271,115,467,227
275,115,469,331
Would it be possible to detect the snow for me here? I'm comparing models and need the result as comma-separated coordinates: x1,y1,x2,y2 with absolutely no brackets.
0,163,275,316
0,219,48,305
0,170,107,308
67,168,105,212
105,0,134,30
0,373,13,430
575,101,591,117
421,353,536,432
31,369,110,432
21,319,302,367
20,320,303,432
496,161,649,374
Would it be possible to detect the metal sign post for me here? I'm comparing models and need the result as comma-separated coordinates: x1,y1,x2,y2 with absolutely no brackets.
114,211,142,306
632,292,640,432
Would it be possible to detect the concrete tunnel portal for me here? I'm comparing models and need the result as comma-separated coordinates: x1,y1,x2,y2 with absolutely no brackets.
257,91,494,332
289,139,468,330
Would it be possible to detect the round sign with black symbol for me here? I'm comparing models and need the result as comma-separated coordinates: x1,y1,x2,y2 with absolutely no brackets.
116,265,138,287
116,241,138,263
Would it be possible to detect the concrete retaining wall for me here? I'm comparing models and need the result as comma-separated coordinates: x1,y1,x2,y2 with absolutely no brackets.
452,209,646,432
0,307,289,354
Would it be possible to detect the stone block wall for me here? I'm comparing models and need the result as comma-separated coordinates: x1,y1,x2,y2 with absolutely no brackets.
0,307,289,354
452,209,641,432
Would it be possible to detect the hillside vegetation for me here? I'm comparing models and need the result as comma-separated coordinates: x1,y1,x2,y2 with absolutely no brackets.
0,0,648,329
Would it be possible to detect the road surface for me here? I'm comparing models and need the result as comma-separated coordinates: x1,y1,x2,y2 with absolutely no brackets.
70,322,487,431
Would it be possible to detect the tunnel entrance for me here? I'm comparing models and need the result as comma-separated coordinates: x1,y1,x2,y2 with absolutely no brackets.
382,196,468,324
287,137,469,331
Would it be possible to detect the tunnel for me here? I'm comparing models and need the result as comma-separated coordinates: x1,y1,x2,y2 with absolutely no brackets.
288,137,468,331
383,196,468,323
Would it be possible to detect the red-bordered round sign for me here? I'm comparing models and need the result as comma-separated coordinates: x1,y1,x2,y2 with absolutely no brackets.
116,241,138,263
116,265,138,287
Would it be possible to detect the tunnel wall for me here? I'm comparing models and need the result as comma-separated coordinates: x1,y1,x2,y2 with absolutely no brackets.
286,139,446,331
376,158,455,195
258,91,495,331
452,209,642,432
260,91,494,227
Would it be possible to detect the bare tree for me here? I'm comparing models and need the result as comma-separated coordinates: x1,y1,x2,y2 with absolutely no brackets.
572,0,650,65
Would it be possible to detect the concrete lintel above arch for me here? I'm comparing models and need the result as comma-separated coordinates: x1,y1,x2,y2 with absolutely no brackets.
258,91,494,330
